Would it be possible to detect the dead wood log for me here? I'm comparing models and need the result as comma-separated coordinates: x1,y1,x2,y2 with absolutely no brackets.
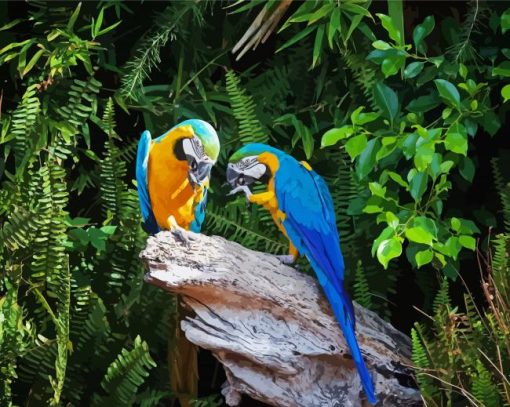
140,231,422,407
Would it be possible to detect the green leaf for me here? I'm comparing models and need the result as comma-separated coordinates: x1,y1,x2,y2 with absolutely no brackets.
321,126,353,147
444,122,467,155
88,227,107,252
502,84,510,103
376,14,402,44
387,0,404,47
277,25,315,53
493,61,510,77
414,141,435,171
451,217,461,232
356,138,380,180
386,211,399,229
502,8,510,34
405,226,434,246
373,82,398,122
372,40,392,50
0,18,23,32
415,249,433,267
459,156,475,182
93,8,105,38
301,126,314,159
312,25,325,68
100,225,117,235
408,170,428,201
382,54,406,77
369,182,386,198
387,171,409,188
406,94,440,113
413,15,435,54
372,226,395,256
67,2,82,31
327,8,341,48
345,134,367,159
459,235,476,250
404,62,424,79
308,4,334,24
434,79,460,108
443,237,462,259
377,237,402,269
22,49,44,77
351,106,380,125
459,63,468,79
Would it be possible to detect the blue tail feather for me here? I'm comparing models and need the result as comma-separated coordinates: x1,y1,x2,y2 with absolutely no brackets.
321,276,377,405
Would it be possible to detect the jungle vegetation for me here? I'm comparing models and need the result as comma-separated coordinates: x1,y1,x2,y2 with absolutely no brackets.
0,1,509,406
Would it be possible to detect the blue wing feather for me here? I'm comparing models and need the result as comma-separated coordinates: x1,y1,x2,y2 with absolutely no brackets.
189,188,208,233
275,156,377,404
136,130,159,234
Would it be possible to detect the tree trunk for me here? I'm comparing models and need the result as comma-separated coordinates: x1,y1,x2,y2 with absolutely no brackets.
140,231,422,407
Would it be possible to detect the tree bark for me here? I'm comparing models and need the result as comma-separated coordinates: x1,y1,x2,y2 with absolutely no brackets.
140,231,422,407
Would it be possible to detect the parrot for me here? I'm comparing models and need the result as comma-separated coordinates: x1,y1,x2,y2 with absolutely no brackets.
226,143,377,405
136,119,220,407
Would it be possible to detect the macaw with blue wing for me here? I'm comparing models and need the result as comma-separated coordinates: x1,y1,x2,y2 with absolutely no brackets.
136,119,220,235
136,119,220,407
226,143,377,405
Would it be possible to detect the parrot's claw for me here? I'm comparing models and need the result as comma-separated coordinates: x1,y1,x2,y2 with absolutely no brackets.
171,226,192,248
275,254,296,265
168,216,196,248
227,185,252,199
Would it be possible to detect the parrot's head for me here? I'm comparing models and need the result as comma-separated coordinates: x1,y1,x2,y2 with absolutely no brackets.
173,119,220,188
226,143,275,194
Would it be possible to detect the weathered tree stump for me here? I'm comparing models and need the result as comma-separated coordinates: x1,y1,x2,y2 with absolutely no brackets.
140,231,421,407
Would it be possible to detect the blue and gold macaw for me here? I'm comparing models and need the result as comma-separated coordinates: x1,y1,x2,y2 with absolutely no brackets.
136,119,220,407
226,143,377,405
136,119,220,235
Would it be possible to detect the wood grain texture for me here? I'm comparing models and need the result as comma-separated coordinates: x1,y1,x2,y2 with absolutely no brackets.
140,231,422,407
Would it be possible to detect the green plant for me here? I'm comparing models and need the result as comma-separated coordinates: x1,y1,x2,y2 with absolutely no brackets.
412,233,510,406
1,1,509,405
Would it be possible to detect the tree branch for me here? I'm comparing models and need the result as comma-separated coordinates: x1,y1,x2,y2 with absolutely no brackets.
140,231,422,407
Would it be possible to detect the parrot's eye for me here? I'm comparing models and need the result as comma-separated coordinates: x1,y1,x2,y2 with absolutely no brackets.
190,160,197,171
237,176,245,186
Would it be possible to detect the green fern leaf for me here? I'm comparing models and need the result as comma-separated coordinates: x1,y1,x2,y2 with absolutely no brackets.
92,336,156,406
225,70,268,144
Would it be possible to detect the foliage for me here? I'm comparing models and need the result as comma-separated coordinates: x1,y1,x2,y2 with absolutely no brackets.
412,233,510,406
0,1,509,405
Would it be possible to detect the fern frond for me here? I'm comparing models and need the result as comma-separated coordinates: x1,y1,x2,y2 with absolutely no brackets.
120,2,204,98
471,360,501,407
433,278,451,315
56,77,101,133
491,157,510,233
10,84,41,168
342,50,378,111
0,274,36,406
491,234,510,305
225,70,268,144
91,336,156,406
446,1,489,64
353,260,372,309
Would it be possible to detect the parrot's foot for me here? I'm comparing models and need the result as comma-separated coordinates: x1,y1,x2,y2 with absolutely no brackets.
168,216,196,248
227,185,252,199
275,254,296,265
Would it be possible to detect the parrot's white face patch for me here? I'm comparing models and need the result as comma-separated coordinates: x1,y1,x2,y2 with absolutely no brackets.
234,156,267,180
182,136,207,162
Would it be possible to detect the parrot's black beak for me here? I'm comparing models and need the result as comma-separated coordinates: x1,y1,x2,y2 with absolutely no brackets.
226,164,239,189
189,161,213,189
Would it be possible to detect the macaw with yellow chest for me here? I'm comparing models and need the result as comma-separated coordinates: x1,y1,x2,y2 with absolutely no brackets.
136,119,220,407
226,143,377,405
